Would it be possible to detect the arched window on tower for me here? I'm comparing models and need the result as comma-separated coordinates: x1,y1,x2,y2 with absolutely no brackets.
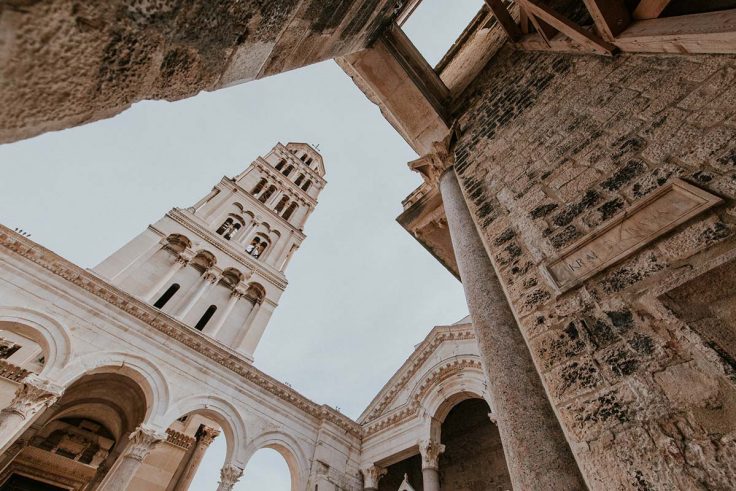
194,305,217,331
216,218,234,235
282,202,298,221
300,153,307,161
275,159,286,171
274,196,289,213
246,237,269,259
223,222,241,240
283,165,294,177
305,157,313,165
259,185,276,203
153,283,180,309
301,180,311,192
251,179,267,195
295,174,305,186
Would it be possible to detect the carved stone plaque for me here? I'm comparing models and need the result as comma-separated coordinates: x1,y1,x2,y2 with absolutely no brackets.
543,179,722,292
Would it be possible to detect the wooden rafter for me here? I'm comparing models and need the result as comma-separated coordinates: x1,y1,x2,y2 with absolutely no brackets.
484,0,522,41
517,0,616,55
633,0,672,20
582,0,631,40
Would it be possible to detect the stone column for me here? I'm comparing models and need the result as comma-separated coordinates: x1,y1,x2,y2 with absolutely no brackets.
216,463,244,491
439,168,584,490
143,253,190,302
362,465,386,491
0,375,63,454
171,426,220,491
418,439,444,491
207,286,246,338
98,425,166,491
175,270,219,320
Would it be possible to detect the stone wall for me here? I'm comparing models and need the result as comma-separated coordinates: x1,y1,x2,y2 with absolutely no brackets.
452,47,736,489
439,399,511,491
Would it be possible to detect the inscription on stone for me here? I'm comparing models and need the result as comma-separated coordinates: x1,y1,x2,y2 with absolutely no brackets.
544,179,722,292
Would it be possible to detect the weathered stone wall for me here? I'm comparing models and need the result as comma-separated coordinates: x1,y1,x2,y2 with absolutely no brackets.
0,0,396,143
439,399,511,491
452,47,736,489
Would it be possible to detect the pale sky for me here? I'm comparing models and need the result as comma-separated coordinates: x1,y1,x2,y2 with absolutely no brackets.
0,1,482,488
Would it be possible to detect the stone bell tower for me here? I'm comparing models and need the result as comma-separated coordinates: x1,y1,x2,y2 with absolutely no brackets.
93,142,326,361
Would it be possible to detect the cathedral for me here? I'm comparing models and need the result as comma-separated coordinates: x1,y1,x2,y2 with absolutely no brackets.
2,0,736,490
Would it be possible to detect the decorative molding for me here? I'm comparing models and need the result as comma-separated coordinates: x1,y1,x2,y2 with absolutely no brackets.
0,360,30,382
124,425,167,461
1,374,63,420
218,463,244,489
165,428,196,449
0,226,363,437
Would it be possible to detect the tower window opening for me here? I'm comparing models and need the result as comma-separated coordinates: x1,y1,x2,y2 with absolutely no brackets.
251,178,267,195
275,196,289,213
194,305,217,331
216,217,234,235
259,185,276,203
154,283,180,309
305,157,313,165
275,159,286,171
246,237,268,258
302,180,311,192
283,165,294,177
295,174,305,186
283,203,298,221
300,153,307,161
223,222,241,240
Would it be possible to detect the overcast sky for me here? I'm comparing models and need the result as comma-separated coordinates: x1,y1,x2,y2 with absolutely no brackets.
0,0,482,488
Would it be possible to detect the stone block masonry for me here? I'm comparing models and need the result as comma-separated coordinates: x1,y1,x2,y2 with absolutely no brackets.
452,47,736,489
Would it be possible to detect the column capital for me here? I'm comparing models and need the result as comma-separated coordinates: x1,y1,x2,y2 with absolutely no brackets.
362,465,387,488
407,129,459,187
124,425,166,462
198,425,221,447
218,463,244,490
418,439,445,470
203,270,221,284
2,374,64,419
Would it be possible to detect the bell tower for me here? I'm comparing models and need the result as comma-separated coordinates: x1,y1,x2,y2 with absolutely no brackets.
93,142,326,361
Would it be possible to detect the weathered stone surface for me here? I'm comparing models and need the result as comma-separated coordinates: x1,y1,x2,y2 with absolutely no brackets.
0,0,399,143
452,47,736,489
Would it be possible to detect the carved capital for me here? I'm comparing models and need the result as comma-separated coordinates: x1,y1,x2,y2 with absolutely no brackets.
407,128,459,187
218,463,244,489
232,284,249,299
2,374,63,420
362,465,387,488
419,439,445,470
198,425,221,447
203,270,220,284
123,425,166,462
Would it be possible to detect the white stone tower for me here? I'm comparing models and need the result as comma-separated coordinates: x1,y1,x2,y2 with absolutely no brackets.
93,142,326,361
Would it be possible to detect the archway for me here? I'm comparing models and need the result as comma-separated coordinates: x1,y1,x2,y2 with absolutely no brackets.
242,432,308,491
237,448,291,490
0,371,149,490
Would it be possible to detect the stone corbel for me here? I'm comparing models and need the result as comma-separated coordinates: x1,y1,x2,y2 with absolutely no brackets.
362,464,387,489
418,439,445,470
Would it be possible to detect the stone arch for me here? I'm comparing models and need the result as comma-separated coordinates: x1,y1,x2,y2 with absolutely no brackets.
243,431,309,491
162,394,248,467
0,306,72,378
192,250,217,269
56,351,170,424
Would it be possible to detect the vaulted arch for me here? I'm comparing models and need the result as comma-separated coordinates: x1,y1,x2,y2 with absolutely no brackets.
243,431,309,491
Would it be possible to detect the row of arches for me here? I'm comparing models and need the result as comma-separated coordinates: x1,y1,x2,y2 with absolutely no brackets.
213,213,280,261
265,162,313,193
251,178,304,221
0,312,308,490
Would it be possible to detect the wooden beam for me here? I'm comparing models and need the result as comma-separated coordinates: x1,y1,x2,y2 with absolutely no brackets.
633,0,672,20
518,33,591,53
616,8,736,54
522,6,558,46
520,8,530,34
484,0,522,41
582,0,631,40
518,0,616,55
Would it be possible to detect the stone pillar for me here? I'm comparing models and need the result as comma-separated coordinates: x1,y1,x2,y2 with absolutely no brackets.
111,237,166,283
175,271,219,320
216,463,244,491
143,253,190,302
418,439,444,491
98,425,166,491
439,168,584,490
0,375,63,454
207,286,246,338
171,426,220,491
235,300,275,358
362,465,386,491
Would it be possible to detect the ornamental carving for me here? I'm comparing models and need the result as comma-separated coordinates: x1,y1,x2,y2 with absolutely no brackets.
362,465,387,488
418,439,445,470
2,374,63,419
219,463,244,488
407,127,460,187
124,425,166,462
199,425,221,447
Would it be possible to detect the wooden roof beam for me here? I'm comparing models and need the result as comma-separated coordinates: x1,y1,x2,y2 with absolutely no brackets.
518,0,616,55
583,0,631,40
633,0,673,20
484,0,523,41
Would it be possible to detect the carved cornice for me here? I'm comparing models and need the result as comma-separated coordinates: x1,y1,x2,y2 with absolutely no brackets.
0,226,363,437
360,326,476,424
0,359,30,382
165,428,196,449
362,357,484,437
